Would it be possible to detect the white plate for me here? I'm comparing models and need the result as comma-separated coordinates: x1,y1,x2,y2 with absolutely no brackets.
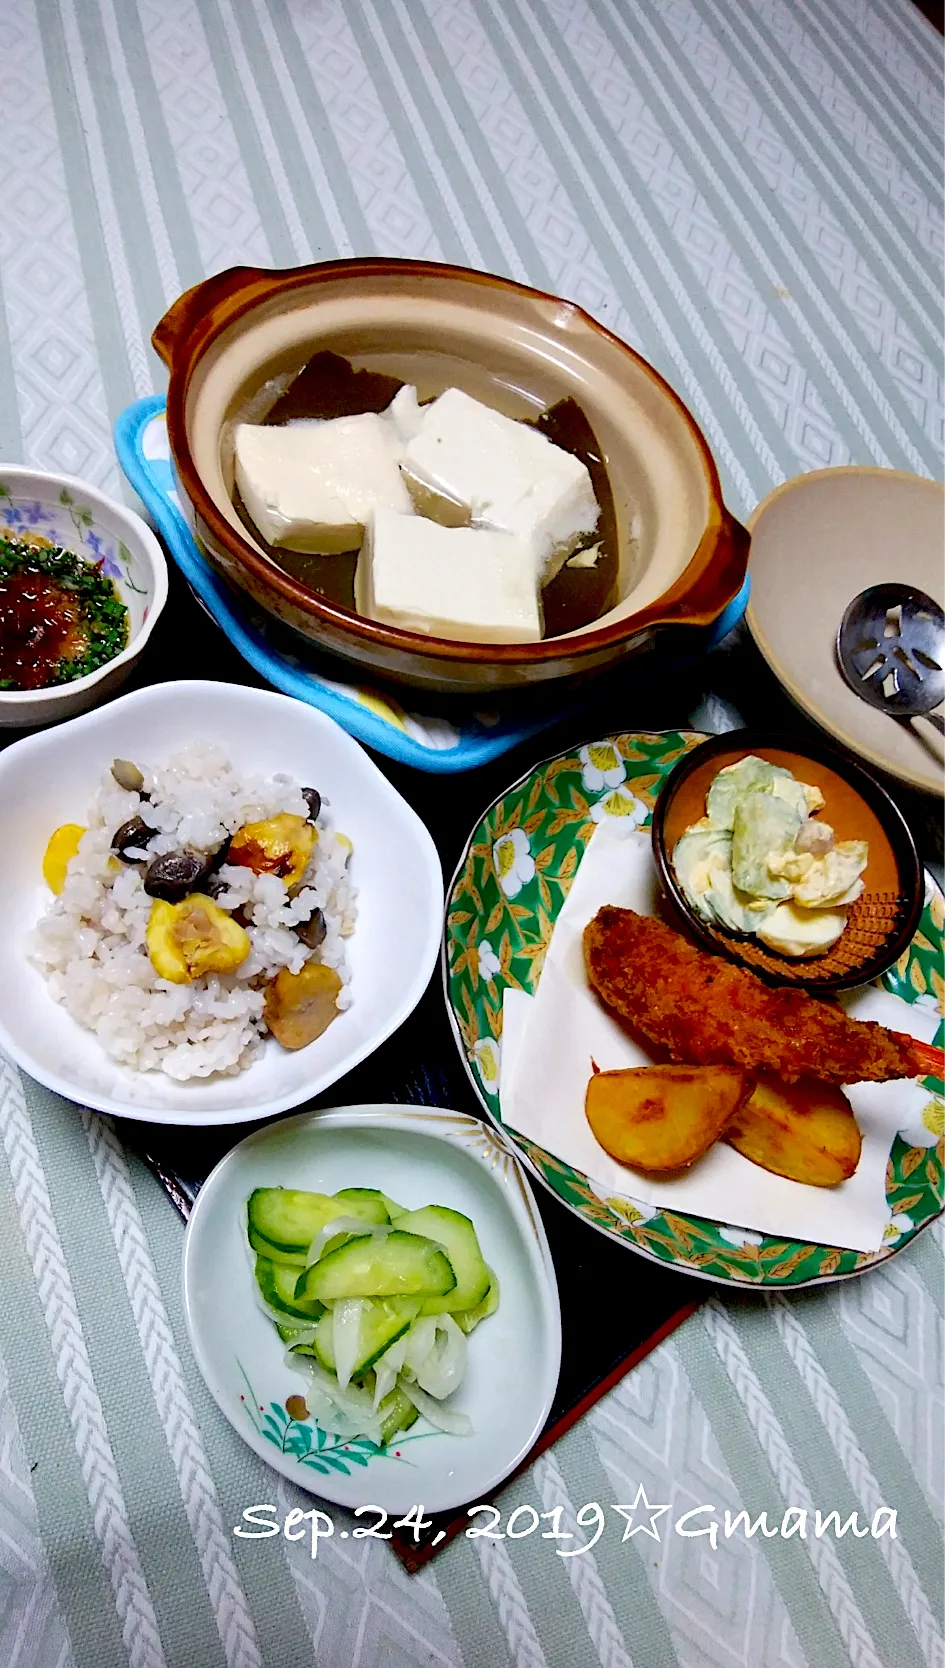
0,681,443,1123
181,1104,562,1516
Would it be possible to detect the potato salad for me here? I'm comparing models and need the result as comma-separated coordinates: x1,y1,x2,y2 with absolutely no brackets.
672,755,868,957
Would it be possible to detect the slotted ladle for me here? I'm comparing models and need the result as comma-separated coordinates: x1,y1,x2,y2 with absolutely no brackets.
837,583,944,737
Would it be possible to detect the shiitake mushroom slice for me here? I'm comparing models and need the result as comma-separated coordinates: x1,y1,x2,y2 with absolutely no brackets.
143,850,215,900
294,906,326,950
144,837,232,903
111,816,159,864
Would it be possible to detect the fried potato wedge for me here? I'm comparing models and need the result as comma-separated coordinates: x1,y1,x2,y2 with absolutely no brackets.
585,1065,749,1173
725,1074,861,1187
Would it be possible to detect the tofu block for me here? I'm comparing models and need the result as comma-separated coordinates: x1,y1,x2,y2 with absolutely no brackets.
233,415,413,554
400,387,599,583
386,385,425,443
356,508,542,643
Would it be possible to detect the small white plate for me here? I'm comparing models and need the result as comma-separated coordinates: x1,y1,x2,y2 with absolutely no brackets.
181,1104,562,1517
0,680,443,1123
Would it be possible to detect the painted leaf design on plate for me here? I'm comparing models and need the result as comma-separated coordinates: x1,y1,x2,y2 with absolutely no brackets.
760,1245,815,1282
546,804,586,836
285,1424,313,1456
556,846,579,885
659,1213,698,1252
526,773,543,814
895,1192,926,1214
543,757,577,803
901,1146,925,1179
457,985,478,1051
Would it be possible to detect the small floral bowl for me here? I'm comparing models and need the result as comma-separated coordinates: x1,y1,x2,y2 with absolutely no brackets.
0,466,168,727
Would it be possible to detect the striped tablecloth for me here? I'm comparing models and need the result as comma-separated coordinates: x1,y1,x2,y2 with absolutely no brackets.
0,4,942,1667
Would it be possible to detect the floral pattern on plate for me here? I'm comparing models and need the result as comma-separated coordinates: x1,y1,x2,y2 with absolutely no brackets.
237,1366,437,1475
444,730,944,1288
0,481,151,617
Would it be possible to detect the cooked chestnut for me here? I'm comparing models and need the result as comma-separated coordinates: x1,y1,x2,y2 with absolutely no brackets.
301,788,321,823
146,895,250,983
111,758,144,793
264,961,342,1049
295,906,326,950
143,849,217,901
111,816,158,863
228,814,315,891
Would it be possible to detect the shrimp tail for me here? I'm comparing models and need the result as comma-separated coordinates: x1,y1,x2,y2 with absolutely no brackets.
910,1038,945,1082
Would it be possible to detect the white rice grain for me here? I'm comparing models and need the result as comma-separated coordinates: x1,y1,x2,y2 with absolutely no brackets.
29,745,356,1081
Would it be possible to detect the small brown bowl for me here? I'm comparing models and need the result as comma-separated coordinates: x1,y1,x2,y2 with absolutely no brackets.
152,259,749,696
651,729,922,993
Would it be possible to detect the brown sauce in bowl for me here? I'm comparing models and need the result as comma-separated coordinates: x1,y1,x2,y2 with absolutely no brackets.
0,569,89,689
232,351,619,636
0,542,128,691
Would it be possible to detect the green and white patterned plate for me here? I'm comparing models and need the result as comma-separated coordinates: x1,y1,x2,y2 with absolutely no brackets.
443,731,944,1287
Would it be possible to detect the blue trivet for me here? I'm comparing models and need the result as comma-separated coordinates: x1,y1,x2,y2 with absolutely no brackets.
115,396,748,773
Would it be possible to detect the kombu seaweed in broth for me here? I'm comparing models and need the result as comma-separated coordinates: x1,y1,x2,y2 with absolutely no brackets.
532,398,618,636
265,352,404,425
233,350,618,633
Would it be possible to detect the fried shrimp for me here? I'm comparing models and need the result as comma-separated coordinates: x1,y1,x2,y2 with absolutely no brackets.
584,907,943,1086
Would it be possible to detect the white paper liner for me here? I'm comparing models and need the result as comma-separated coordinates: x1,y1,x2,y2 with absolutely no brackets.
498,824,938,1253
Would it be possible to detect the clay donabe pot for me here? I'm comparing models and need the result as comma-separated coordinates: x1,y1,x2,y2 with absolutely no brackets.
154,258,748,695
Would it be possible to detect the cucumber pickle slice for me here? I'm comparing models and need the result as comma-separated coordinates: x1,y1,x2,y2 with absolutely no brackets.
302,1295,421,1378
255,1256,326,1321
296,1230,456,1304
247,1186,390,1265
395,1206,490,1314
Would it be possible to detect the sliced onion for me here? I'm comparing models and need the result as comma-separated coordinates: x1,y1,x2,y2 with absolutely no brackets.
290,1356,384,1443
403,1315,436,1376
422,1316,467,1400
372,1360,398,1411
371,1330,409,1408
282,1325,320,1348
306,1217,390,1265
282,1362,347,1435
302,1358,377,1415
397,1378,474,1436
332,1299,365,1390
402,1314,467,1399
377,1331,409,1375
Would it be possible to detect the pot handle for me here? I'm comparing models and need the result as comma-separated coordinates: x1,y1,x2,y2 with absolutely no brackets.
152,267,268,367
646,510,751,629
